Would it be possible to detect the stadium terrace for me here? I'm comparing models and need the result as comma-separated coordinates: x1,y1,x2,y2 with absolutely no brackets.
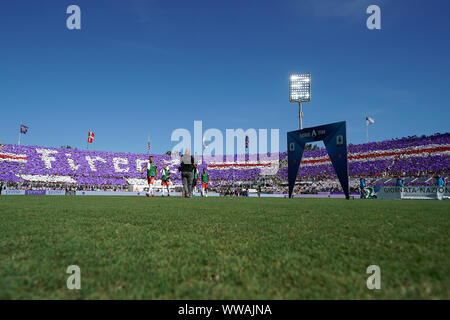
0,133,449,192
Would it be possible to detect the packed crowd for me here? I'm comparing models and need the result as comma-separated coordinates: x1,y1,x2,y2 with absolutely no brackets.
0,133,448,193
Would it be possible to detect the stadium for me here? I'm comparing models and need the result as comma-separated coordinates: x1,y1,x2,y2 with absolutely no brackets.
1,132,449,299
0,0,449,305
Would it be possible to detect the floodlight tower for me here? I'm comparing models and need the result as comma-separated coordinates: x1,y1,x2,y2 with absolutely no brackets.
289,73,311,129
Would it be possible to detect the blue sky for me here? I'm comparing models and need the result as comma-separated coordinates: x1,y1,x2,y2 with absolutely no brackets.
0,0,449,154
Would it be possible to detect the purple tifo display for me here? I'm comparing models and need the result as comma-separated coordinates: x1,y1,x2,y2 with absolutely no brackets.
0,133,448,186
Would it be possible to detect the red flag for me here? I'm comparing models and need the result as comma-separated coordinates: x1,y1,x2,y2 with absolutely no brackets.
88,131,95,143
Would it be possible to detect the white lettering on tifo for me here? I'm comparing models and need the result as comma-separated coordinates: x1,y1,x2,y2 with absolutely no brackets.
36,149,58,169
136,159,149,172
113,157,129,173
65,154,80,171
25,142,450,175
85,156,106,172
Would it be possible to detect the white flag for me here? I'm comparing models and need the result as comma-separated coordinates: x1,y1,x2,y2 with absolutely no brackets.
366,117,375,125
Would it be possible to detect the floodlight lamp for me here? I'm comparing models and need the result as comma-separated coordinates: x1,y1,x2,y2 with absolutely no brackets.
289,73,311,103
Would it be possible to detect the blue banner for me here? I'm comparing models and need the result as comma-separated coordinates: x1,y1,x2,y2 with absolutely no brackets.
287,121,349,199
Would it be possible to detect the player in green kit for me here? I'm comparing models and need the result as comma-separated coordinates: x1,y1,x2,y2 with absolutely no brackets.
160,163,171,197
192,163,200,196
140,156,157,197
201,168,209,197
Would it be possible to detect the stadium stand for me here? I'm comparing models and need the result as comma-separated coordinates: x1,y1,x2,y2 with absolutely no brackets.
0,133,448,193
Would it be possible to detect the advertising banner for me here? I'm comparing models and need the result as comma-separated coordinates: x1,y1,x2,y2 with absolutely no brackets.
376,186,450,200
46,190,66,196
25,190,46,195
2,190,66,196
2,190,26,195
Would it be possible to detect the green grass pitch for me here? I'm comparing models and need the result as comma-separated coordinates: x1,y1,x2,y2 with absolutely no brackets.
0,196,449,299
